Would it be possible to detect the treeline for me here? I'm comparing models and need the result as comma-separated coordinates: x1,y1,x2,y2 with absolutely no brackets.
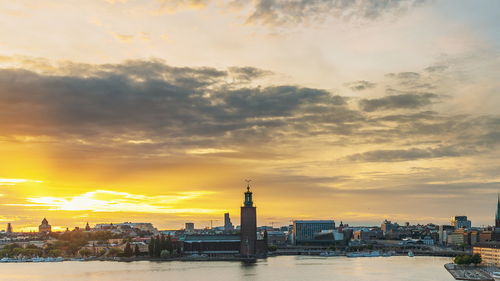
0,244,43,258
148,235,181,258
454,254,482,265
52,230,120,242
47,231,120,256
123,242,141,257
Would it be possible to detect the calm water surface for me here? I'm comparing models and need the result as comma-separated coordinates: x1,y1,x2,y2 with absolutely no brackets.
1,256,455,281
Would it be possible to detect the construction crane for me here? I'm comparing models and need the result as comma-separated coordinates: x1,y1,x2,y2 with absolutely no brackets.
209,219,220,229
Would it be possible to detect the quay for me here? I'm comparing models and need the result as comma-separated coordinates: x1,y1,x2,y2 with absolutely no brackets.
444,263,494,281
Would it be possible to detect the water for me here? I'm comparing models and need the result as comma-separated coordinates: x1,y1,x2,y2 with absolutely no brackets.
1,256,455,281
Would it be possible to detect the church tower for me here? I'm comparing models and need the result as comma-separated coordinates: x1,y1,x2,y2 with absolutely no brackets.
39,218,52,234
240,180,257,257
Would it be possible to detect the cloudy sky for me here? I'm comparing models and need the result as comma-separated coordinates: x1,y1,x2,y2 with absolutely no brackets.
0,0,499,231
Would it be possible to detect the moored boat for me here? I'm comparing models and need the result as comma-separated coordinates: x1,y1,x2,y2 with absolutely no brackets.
346,251,381,258
319,251,337,257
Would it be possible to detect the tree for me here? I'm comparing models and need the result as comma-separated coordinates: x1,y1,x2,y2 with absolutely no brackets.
471,254,482,265
160,250,170,259
166,235,173,252
48,249,62,257
123,242,133,257
79,248,93,257
154,236,161,257
148,237,155,257
454,254,480,265
134,244,140,256
108,248,122,257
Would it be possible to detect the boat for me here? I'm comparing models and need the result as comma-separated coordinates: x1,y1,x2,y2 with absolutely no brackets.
44,257,64,262
408,251,414,257
491,272,500,281
346,251,381,258
319,251,337,257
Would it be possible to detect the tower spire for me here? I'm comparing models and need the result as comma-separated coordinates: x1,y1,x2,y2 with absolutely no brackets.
243,179,253,207
245,179,251,192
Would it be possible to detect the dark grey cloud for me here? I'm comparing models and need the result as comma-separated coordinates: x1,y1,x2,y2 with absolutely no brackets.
359,92,439,112
424,65,448,73
0,60,353,154
386,71,421,80
245,0,429,26
344,80,376,91
228,66,273,81
1,58,499,164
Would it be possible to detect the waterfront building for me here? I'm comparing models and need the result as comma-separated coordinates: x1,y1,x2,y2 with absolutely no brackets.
224,213,234,232
240,183,257,257
381,220,399,235
38,218,52,234
451,216,471,229
438,225,455,245
480,231,493,242
182,235,241,257
181,183,266,258
473,243,500,266
447,231,465,245
293,220,335,245
353,228,383,241
267,231,287,246
466,230,480,246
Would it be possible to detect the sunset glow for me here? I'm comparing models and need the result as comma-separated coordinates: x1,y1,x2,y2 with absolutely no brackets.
0,0,499,232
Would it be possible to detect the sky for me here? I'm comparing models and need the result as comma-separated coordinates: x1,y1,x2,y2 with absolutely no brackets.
0,0,499,231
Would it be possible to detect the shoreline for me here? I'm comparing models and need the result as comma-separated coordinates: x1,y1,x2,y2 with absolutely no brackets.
0,253,458,263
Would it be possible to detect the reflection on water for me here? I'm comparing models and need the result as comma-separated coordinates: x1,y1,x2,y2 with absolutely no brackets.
0,256,455,281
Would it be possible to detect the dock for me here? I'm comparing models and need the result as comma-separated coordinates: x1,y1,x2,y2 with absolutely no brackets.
444,263,493,281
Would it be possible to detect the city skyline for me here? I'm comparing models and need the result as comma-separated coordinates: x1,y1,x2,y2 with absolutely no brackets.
0,0,500,231
2,187,500,232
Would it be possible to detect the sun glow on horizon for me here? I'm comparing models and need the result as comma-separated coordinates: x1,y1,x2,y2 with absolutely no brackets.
4,190,220,214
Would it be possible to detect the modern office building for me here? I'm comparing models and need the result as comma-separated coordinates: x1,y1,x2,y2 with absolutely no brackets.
473,243,500,266
451,216,471,229
240,183,257,257
447,232,465,245
293,220,335,245
224,213,234,232
438,225,455,245
381,220,399,234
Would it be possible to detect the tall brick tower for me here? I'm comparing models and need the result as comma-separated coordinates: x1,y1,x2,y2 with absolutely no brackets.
240,180,257,257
